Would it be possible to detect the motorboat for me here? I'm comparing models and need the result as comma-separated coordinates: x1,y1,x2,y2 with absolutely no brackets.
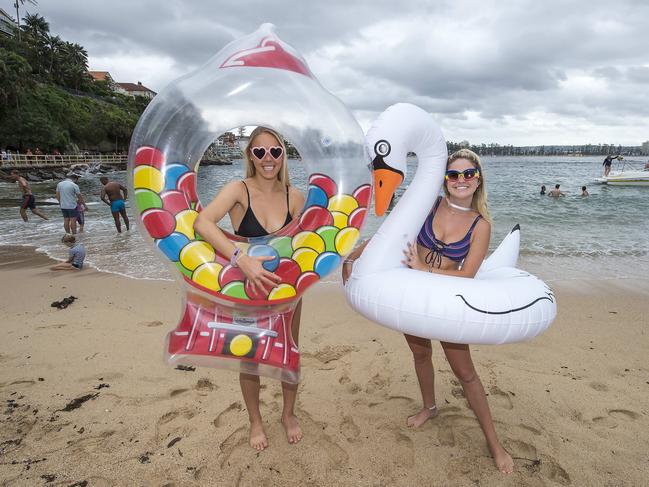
594,160,649,186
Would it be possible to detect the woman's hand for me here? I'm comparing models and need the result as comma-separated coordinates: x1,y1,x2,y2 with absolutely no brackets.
342,260,354,285
236,254,282,294
402,242,428,272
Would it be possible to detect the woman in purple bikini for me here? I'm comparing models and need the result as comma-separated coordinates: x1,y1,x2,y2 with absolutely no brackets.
194,127,305,452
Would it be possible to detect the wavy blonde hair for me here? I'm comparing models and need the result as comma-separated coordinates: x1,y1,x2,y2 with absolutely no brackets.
244,126,290,187
443,148,492,222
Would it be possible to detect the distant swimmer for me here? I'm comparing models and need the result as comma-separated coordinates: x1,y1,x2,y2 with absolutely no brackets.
581,186,589,197
100,176,130,233
548,184,565,197
540,185,546,195
10,170,49,222
602,154,622,177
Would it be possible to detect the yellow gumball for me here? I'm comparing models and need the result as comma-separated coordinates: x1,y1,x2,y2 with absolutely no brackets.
230,334,253,356
292,247,319,272
175,210,199,239
268,283,297,300
292,231,325,253
133,165,164,193
327,194,358,215
180,241,216,271
191,262,223,291
331,211,348,229
335,227,360,256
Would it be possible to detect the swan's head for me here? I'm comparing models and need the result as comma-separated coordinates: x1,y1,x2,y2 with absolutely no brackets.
371,139,405,216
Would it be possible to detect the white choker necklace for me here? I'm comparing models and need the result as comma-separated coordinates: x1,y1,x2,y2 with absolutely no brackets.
446,199,472,212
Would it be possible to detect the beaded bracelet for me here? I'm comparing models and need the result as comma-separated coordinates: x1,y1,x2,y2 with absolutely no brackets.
230,247,242,267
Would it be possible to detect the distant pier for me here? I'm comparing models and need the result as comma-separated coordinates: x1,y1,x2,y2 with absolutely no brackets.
0,154,127,169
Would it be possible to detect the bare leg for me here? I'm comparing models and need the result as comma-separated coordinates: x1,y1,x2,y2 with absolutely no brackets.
63,217,71,234
50,262,77,271
69,218,77,235
31,208,49,220
119,208,130,230
19,208,28,222
240,372,267,451
112,212,122,233
281,300,303,444
441,341,514,474
404,334,438,427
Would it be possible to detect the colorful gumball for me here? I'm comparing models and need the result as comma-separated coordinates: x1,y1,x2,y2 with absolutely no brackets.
219,265,246,287
353,184,371,208
335,226,360,255
275,258,302,286
348,207,367,229
134,146,164,169
292,231,325,253
295,271,319,293
163,164,190,191
177,172,198,203
315,226,339,252
309,173,337,198
327,194,358,215
245,279,270,301
157,232,190,261
220,281,248,299
299,206,333,231
192,262,224,291
180,241,216,271
142,208,175,239
248,244,280,272
174,209,199,239
331,211,348,229
268,283,297,300
268,236,293,258
160,190,190,214
134,165,164,193
313,252,341,277
292,247,319,272
135,189,162,212
304,185,328,208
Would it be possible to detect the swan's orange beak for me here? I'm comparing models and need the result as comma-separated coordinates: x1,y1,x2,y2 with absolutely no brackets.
373,168,403,216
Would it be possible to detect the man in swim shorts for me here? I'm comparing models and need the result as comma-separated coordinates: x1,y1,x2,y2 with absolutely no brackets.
56,173,85,234
100,176,130,233
10,170,49,222
547,184,565,197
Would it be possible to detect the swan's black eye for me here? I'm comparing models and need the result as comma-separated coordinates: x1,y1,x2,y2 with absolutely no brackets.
374,140,391,157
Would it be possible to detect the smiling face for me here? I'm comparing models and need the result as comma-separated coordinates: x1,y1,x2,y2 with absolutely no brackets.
445,157,480,200
248,131,284,181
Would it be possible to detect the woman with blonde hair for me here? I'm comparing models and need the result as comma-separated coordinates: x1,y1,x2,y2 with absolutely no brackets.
343,148,513,474
195,126,305,451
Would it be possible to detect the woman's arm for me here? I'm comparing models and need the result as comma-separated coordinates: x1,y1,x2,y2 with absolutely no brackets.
341,239,370,284
194,181,280,293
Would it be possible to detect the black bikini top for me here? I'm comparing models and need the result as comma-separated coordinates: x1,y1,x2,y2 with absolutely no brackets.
234,181,292,238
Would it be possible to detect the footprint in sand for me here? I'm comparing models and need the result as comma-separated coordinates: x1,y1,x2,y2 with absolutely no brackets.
194,378,217,395
592,408,639,429
364,373,389,394
169,388,190,397
488,385,514,410
537,454,571,485
155,407,197,444
303,345,358,365
340,415,361,442
588,381,608,392
213,401,243,429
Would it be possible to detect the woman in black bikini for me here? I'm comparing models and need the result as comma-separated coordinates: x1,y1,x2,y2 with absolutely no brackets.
343,149,514,474
194,126,305,451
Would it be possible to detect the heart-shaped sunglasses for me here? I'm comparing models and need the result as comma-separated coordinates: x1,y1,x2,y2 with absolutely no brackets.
251,146,283,161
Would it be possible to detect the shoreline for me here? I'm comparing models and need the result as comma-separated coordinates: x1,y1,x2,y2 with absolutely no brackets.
2,246,648,486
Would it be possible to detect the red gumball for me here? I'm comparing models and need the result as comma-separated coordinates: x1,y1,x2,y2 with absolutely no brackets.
244,279,269,301
275,258,302,286
295,271,319,294
134,146,164,169
219,265,246,287
160,190,190,214
299,206,333,232
141,208,175,239
177,172,198,204
309,173,337,198
348,207,367,229
353,184,371,208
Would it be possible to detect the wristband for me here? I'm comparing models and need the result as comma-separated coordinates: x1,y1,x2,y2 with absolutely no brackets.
343,259,355,265
230,247,242,267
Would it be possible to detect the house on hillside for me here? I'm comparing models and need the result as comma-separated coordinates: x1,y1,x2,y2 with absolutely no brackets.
89,71,117,84
115,82,157,99
0,8,17,37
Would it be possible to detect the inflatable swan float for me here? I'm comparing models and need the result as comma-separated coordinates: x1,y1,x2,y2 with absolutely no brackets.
345,103,557,344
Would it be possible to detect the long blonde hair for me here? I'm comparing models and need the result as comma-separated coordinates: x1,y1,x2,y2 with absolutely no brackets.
443,149,492,222
244,126,290,187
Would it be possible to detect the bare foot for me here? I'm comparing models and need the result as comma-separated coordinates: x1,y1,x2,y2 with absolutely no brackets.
281,414,303,444
248,420,268,451
406,405,438,428
491,444,514,474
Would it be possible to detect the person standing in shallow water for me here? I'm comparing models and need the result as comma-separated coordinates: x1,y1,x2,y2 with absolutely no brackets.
343,149,514,475
100,176,130,233
194,127,305,452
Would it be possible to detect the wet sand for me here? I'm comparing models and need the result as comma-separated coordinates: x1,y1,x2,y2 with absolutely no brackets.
1,246,648,486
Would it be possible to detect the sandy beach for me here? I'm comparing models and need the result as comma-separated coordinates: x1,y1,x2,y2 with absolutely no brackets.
1,245,648,486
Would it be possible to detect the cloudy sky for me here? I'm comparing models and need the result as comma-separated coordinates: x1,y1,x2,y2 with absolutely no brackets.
15,0,649,145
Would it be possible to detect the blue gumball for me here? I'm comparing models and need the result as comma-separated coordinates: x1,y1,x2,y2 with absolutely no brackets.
313,252,340,277
304,184,328,208
248,244,280,272
164,164,190,190
157,232,190,261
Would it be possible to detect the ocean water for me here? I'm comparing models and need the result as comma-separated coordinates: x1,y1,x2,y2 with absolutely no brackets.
1,156,648,285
